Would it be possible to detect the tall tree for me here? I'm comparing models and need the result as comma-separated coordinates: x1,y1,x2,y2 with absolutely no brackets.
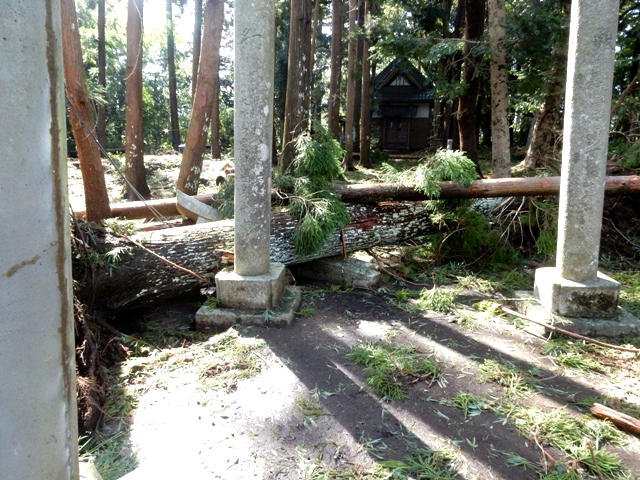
124,0,151,200
177,0,224,198
209,0,224,159
343,0,358,171
457,0,485,176
359,0,373,168
167,0,181,150
327,0,343,140
61,0,111,220
280,0,314,173
97,0,107,150
192,0,203,100
488,0,510,177
522,0,570,170
352,0,365,152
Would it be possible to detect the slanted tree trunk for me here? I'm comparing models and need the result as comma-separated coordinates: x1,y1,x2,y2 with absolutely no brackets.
125,0,151,201
343,0,358,171
280,0,313,173
61,0,111,220
77,201,437,309
522,0,570,170
167,0,181,150
457,0,485,177
328,0,344,140
97,0,107,150
359,0,373,168
177,0,223,200
209,0,224,159
488,0,510,177
192,0,203,100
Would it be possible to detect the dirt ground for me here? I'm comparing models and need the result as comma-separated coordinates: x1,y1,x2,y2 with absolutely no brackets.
70,156,640,479
90,277,640,480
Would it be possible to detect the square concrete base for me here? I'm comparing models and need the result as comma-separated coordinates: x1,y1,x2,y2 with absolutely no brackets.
513,291,640,338
534,267,620,318
291,255,380,288
215,262,286,310
196,285,302,332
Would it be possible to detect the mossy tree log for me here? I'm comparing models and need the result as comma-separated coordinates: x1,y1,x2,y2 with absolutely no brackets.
77,201,435,310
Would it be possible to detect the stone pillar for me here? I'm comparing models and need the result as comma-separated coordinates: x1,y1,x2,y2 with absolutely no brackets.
0,1,79,479
214,0,285,310
534,0,621,318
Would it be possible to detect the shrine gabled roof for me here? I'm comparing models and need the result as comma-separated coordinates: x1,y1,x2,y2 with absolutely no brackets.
373,58,434,103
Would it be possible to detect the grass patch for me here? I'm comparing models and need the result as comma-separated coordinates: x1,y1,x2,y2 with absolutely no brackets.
296,397,330,427
199,329,266,391
80,431,138,480
611,272,640,317
506,406,627,479
542,339,605,373
479,359,539,398
347,341,441,401
450,391,487,419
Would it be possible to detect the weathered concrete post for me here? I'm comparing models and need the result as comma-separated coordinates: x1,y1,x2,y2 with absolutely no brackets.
534,0,621,318
0,1,79,479
213,0,286,312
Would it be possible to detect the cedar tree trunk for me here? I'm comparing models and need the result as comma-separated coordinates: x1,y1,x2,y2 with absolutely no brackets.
97,0,107,149
457,0,485,177
209,0,224,159
328,0,344,140
61,0,111,220
177,0,223,199
167,0,181,150
488,0,510,177
192,0,203,100
523,0,570,170
359,0,372,168
125,0,151,200
343,0,358,171
280,0,313,173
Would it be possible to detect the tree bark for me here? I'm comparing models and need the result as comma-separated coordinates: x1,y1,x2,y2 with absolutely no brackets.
78,201,438,309
177,0,223,200
488,0,510,177
343,0,358,171
280,0,314,173
359,0,372,168
167,0,181,150
192,0,203,101
125,0,151,201
209,0,224,159
457,0,485,177
328,0,344,140
522,0,570,170
61,0,111,221
74,176,640,221
97,0,107,150
353,0,365,153
590,403,640,436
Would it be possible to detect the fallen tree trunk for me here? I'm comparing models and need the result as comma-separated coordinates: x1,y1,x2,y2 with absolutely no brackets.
333,175,640,203
77,201,435,310
74,175,640,220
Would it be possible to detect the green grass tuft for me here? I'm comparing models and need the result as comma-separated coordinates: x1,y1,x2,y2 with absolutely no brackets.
347,341,440,401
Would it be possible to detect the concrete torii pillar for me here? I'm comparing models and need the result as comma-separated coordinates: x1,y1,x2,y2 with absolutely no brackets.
535,0,621,318
214,0,286,311
0,1,79,479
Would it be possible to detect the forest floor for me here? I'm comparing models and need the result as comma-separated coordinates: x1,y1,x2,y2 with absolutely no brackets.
70,155,640,480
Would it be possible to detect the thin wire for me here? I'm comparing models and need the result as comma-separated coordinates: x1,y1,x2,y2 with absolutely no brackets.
65,95,171,225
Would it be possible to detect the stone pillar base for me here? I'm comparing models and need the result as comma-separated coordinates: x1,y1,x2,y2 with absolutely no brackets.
534,267,620,319
215,262,286,310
